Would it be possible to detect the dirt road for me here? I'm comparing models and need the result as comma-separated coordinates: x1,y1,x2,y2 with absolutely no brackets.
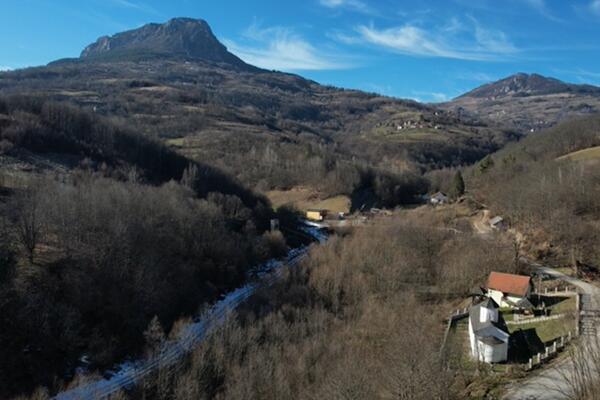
473,210,493,235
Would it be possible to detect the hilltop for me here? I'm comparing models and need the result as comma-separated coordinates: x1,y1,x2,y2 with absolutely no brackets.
77,17,252,69
444,73,600,133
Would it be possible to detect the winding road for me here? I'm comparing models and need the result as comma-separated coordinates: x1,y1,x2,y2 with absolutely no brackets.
54,226,327,400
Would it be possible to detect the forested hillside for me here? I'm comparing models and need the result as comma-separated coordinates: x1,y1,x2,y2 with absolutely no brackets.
468,114,600,271
0,18,517,201
99,209,518,400
0,96,293,398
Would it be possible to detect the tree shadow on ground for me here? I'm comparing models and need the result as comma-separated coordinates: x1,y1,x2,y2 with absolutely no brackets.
530,295,569,308
350,188,378,213
509,328,545,363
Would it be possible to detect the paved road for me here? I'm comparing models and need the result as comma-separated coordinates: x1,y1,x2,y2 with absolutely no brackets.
503,261,600,400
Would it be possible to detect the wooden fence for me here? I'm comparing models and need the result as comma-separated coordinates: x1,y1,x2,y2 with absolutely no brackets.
506,313,567,326
526,332,574,370
534,286,578,296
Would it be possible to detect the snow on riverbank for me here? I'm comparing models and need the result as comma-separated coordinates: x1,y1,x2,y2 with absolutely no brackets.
55,225,326,400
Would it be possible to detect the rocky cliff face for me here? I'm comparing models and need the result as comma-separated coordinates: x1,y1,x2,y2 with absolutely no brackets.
80,17,252,69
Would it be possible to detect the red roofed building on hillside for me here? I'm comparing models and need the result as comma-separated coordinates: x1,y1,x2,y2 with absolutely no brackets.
486,272,533,309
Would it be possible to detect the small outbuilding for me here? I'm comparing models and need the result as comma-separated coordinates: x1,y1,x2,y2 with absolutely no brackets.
489,216,506,230
306,209,327,222
430,192,449,206
468,298,510,363
486,271,533,310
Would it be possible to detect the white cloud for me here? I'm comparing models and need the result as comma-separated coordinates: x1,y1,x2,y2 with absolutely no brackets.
592,0,600,14
521,0,546,12
472,20,516,54
319,0,374,14
552,67,600,85
518,0,562,21
107,0,160,15
354,18,518,61
412,91,450,103
225,24,353,71
456,71,496,82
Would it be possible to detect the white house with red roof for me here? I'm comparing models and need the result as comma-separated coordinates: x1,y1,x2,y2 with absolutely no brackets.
486,271,533,309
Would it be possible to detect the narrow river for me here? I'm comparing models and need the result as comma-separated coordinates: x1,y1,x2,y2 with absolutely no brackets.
55,225,327,400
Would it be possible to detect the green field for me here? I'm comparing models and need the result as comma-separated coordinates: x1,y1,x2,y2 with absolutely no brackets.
506,296,576,344
508,317,573,343
557,146,600,162
266,188,351,214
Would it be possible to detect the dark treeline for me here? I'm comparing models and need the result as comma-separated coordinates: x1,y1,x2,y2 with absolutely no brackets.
469,114,600,269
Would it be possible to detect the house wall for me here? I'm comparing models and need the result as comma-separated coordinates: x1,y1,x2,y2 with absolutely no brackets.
306,211,324,221
488,289,505,306
477,340,508,363
488,289,528,308
504,294,526,307
468,311,509,362
469,303,510,363
468,318,477,358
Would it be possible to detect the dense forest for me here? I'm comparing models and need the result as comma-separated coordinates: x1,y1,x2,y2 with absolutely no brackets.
0,96,298,398
86,209,518,400
0,95,437,398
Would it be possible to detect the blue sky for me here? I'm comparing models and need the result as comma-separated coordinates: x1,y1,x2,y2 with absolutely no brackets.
2,0,600,102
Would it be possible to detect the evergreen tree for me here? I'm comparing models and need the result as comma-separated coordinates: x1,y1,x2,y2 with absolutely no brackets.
477,155,495,174
449,171,465,199
144,316,165,356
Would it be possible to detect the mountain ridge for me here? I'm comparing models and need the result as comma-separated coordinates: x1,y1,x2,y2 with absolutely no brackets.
457,72,600,100
442,73,600,132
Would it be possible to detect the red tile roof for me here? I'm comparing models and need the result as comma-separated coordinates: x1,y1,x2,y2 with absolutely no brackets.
486,272,531,297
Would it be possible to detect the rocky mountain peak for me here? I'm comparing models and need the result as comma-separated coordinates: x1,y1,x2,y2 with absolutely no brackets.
80,17,251,69
458,73,600,99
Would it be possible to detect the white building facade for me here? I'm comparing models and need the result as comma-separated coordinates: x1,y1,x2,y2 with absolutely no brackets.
468,298,510,363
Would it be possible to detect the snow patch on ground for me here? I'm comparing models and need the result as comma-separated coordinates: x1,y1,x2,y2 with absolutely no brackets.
55,225,326,400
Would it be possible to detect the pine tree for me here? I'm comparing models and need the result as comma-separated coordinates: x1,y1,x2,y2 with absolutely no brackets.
144,316,165,356
477,155,495,174
449,171,465,200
